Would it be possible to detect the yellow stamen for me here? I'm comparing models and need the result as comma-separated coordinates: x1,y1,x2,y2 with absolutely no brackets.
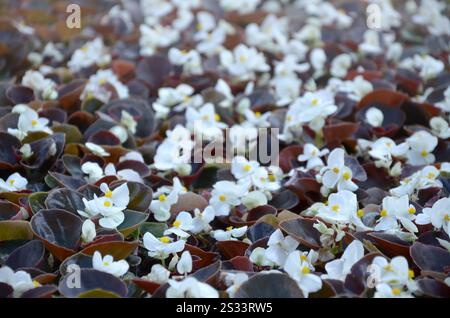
300,255,307,262
243,164,251,172
173,220,181,228
427,172,435,179
103,201,111,207
408,207,416,215
239,55,247,63
159,194,167,202
32,280,41,288
159,236,170,244
311,98,319,106
343,171,351,180
444,214,450,222
255,112,261,118
286,115,293,122
332,167,340,174
98,78,107,85
268,174,276,182
380,209,388,217
9,179,15,185
357,209,364,218
384,264,393,272
201,114,210,121
408,269,415,279
392,288,401,296
31,119,38,126
105,190,113,198
226,226,233,231
219,194,226,202
196,23,203,30
420,150,428,157
214,113,221,121
331,204,340,212
183,95,191,103
301,266,310,274
80,46,88,52
103,261,110,266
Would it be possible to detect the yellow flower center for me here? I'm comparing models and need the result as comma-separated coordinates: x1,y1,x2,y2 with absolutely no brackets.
180,49,188,55
98,78,107,85
243,164,251,172
380,209,388,217
255,112,261,118
196,23,203,30
311,149,317,156
105,190,113,198
286,115,293,122
219,194,226,202
226,226,233,231
32,280,41,288
103,201,111,207
268,174,276,182
159,236,171,244
384,264,393,272
9,179,15,185
444,214,450,222
392,288,401,296
201,114,210,121
159,194,167,202
357,209,364,218
214,113,221,121
311,98,319,106
332,167,340,174
420,150,428,157
408,207,416,214
342,171,351,180
427,172,435,179
300,255,307,262
81,45,88,52
301,266,310,274
173,220,181,228
31,119,38,126
331,204,340,212
103,261,110,266
239,55,247,63
408,269,415,279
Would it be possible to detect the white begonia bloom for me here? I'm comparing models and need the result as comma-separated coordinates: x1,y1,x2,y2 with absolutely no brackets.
143,264,171,285
80,69,129,103
81,219,96,243
0,172,28,192
101,5,134,33
164,211,193,239
399,54,444,80
92,251,129,277
249,247,275,267
390,165,442,197
242,109,271,128
143,232,186,260
186,103,227,140
153,84,203,119
366,107,384,127
139,24,179,56
0,266,39,297
430,117,450,139
366,137,409,169
374,283,414,298
81,162,104,183
77,183,129,229
166,277,219,298
68,38,111,72
405,130,438,166
219,0,261,14
245,14,289,54
220,44,270,81
283,250,323,297
215,79,234,108
436,87,450,113
416,197,450,237
8,107,53,141
20,143,33,159
168,48,203,76
21,70,58,100
209,181,247,216
153,125,194,176
120,111,137,135
330,54,352,78
177,251,193,275
191,206,216,234
374,195,418,233
231,156,260,180
85,142,110,157
310,48,326,78
241,190,268,210
359,30,382,55
298,144,329,170
371,256,416,291
225,273,249,298
150,188,180,222
119,151,144,163
110,126,128,144
211,225,248,241
411,0,450,36
265,229,299,267
330,75,373,102
319,148,358,192
172,8,194,31
322,240,364,281
104,163,143,184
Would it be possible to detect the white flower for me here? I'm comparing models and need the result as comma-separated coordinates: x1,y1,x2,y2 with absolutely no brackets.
399,54,444,80
68,38,111,72
322,240,364,281
104,163,143,184
220,44,270,81
166,277,218,298
249,247,274,267
186,103,227,140
436,87,450,112
319,148,358,192
416,197,450,237
164,211,193,238
120,151,144,163
412,0,450,36
359,30,382,55
139,24,179,56
283,250,323,297
110,126,128,144
231,156,260,179
20,143,33,159
143,232,186,260
85,142,110,157
241,190,268,209
225,273,249,298
310,48,327,78
92,251,129,277
209,181,246,216
219,0,261,14
329,76,373,101
168,48,203,75
371,256,416,292
298,144,329,170
0,266,38,297
177,251,193,275
8,107,53,141
242,109,271,128
191,206,215,234
265,229,299,267
366,107,384,127
365,137,408,168
120,111,137,135
0,173,28,192
150,189,179,222
21,70,58,100
215,79,234,108
81,219,96,243
153,84,203,119
390,165,442,197
330,54,352,78
405,130,438,166
245,14,288,53
430,117,450,139
374,195,418,233
81,162,104,183
143,264,170,284
211,226,247,241
374,283,414,298
80,69,129,103
77,183,129,229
